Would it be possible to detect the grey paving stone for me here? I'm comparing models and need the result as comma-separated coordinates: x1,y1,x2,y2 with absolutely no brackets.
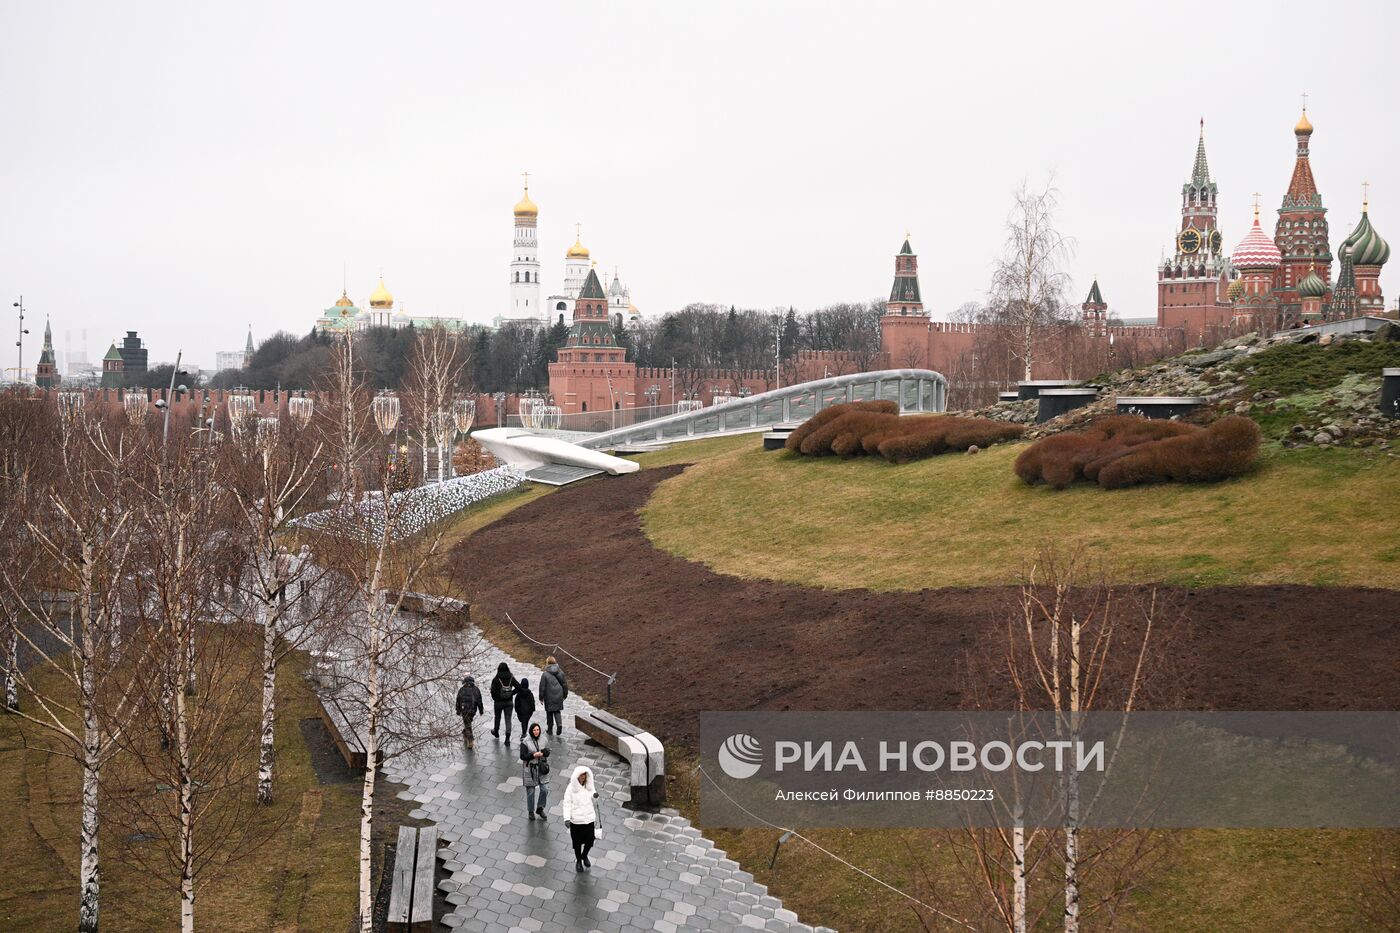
379,630,808,932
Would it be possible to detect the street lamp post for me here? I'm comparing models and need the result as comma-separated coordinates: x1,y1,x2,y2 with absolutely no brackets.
13,296,30,383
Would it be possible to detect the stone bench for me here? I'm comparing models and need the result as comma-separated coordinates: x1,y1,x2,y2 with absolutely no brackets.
387,824,438,933
575,709,666,809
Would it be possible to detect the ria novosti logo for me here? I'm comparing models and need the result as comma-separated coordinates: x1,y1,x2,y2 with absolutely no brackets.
717,733,763,779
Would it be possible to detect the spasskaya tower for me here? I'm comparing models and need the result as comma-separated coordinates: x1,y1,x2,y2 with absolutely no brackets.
1157,120,1232,339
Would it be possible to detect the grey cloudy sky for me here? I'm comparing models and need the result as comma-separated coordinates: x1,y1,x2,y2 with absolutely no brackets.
2,0,1396,370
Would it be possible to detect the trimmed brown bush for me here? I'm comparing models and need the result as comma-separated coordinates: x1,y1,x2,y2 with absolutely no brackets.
785,403,1025,463
1097,416,1261,489
785,400,897,454
1015,414,1260,490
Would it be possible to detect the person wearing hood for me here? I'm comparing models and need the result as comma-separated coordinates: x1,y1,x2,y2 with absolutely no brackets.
454,675,484,748
561,765,599,871
519,722,551,820
490,662,517,742
538,656,569,736
513,676,537,736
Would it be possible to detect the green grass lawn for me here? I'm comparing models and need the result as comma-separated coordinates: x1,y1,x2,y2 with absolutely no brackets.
642,436,1400,590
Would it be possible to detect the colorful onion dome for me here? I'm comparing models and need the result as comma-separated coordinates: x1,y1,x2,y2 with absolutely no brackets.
1295,107,1313,136
566,237,589,259
1231,214,1282,269
1298,265,1327,299
369,277,394,309
1345,207,1390,267
513,184,538,218
1226,278,1245,301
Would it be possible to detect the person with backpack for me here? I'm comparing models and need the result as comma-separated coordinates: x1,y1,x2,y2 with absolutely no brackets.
514,676,537,736
519,722,551,820
489,662,517,743
561,765,599,872
538,656,569,736
454,675,484,748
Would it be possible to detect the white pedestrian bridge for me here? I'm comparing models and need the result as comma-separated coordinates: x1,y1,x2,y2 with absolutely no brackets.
578,368,947,450
474,370,948,484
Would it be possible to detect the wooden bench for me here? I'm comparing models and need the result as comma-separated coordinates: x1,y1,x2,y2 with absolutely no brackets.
387,825,438,933
574,709,666,808
315,691,368,770
383,590,471,629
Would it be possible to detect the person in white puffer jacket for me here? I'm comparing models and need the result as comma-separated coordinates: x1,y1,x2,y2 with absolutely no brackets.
560,765,598,871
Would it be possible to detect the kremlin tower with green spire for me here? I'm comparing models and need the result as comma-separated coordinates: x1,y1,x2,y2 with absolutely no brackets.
35,317,60,388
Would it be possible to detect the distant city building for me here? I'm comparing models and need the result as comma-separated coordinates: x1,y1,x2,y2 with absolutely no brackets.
314,278,470,335
117,331,147,379
216,350,246,372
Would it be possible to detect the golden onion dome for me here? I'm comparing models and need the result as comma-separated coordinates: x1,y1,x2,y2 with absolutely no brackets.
334,290,355,308
369,277,394,309
1295,107,1313,135
566,237,589,259
514,186,538,218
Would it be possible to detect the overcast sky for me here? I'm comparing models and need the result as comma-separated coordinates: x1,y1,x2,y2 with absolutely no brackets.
2,1,1396,370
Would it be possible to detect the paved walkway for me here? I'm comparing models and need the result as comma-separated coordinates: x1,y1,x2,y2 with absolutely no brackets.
382,634,827,932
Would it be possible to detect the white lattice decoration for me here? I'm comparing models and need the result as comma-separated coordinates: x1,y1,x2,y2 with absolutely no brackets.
372,391,401,436
288,395,314,428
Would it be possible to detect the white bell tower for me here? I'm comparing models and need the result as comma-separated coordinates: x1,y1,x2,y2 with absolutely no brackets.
510,173,542,321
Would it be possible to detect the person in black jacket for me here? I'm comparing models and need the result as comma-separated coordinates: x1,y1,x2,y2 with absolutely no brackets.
490,662,517,743
454,675,484,748
514,676,537,736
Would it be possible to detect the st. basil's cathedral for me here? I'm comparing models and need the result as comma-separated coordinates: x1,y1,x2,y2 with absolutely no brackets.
1157,106,1390,338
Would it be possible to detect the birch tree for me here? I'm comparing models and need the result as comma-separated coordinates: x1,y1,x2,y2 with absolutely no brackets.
112,431,261,933
1,404,146,933
1004,547,1180,932
315,342,477,932
219,406,330,804
988,180,1074,381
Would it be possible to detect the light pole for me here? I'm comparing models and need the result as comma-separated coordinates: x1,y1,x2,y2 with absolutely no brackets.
13,296,30,383
163,351,185,445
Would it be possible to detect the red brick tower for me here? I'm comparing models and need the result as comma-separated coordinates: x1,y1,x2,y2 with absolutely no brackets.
1273,105,1332,317
880,237,929,367
548,267,635,417
1157,121,1231,339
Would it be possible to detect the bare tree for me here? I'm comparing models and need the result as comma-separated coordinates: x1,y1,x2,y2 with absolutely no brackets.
941,546,1184,932
219,406,330,805
988,180,1075,380
1,403,150,933
111,430,263,933
315,339,476,932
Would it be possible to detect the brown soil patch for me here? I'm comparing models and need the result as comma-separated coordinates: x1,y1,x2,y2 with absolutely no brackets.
449,465,1400,752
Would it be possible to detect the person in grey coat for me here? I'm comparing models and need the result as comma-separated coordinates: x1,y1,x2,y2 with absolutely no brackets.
538,655,569,735
519,722,551,820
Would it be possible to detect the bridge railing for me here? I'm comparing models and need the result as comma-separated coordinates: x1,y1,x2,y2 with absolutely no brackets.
575,369,947,449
